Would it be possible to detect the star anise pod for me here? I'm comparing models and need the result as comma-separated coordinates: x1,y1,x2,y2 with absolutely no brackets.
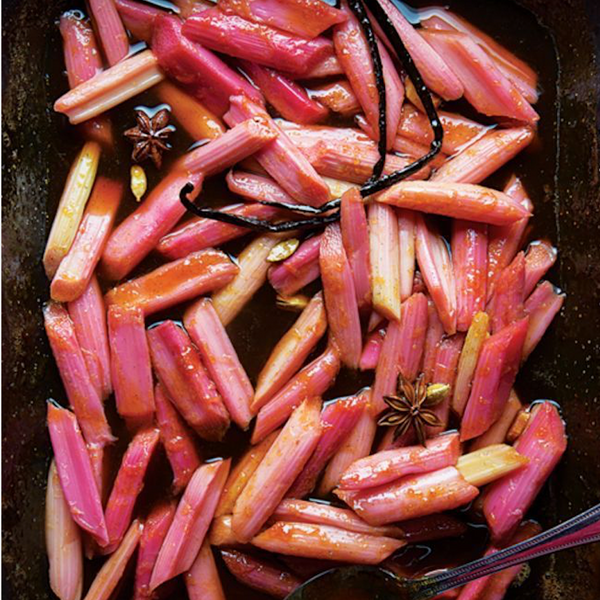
124,109,174,169
378,375,450,446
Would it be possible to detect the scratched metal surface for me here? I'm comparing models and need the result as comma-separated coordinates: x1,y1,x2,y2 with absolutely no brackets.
2,0,599,598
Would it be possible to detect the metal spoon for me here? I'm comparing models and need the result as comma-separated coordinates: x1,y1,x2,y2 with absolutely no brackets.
285,503,600,600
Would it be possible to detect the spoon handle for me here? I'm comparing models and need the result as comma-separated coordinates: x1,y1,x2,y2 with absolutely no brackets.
415,503,600,599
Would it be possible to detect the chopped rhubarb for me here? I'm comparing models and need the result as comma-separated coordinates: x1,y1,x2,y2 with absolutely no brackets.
378,0,464,100
216,430,279,517
252,522,405,565
133,500,176,600
369,203,401,321
54,50,164,124
273,499,403,538
336,466,479,526
253,292,327,411
147,321,230,441
378,181,531,226
252,347,340,443
523,281,565,359
422,298,445,383
288,395,364,497
432,127,534,184
185,542,225,600
461,317,529,441
421,30,538,122
47,401,109,547
212,234,282,326
372,292,429,414
51,177,122,303
102,170,203,281
46,460,83,600
108,304,154,426
157,203,279,261
452,311,490,416
224,96,329,206
233,398,323,542
221,549,301,599
241,61,329,124
105,248,238,315
339,432,461,491
397,104,488,156
421,9,538,103
177,117,277,175
44,303,114,447
360,326,386,371
219,0,347,39
487,174,533,299
67,276,112,401
44,142,101,278
151,460,231,588
523,240,557,298
268,235,322,297
152,15,262,116
183,9,331,74
310,80,361,116
84,520,143,600
483,402,566,542
319,394,377,495
154,384,201,493
341,188,372,310
334,4,402,149
320,223,362,369
88,0,129,66
184,298,254,429
488,251,526,333
416,215,457,334
470,389,522,450
451,220,488,332
115,0,164,43
103,428,159,554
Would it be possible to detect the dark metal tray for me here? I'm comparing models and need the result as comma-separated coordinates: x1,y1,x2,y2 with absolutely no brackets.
3,0,599,597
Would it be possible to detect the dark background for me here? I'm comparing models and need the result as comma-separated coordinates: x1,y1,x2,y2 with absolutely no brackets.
3,0,599,598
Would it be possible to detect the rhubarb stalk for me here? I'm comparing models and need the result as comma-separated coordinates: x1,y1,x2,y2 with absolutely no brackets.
483,402,567,542
83,520,143,600
45,303,114,447
288,395,364,498
372,292,429,414
46,460,84,600
105,248,238,315
451,220,488,332
233,398,323,542
54,50,165,124
103,428,160,554
67,276,112,401
320,223,362,369
378,181,531,226
154,384,201,493
47,402,109,547
253,292,327,411
51,177,122,303
252,347,340,443
44,142,101,277
150,460,231,588
108,304,154,426
184,298,254,429
101,170,203,281
416,215,457,335
147,321,230,441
